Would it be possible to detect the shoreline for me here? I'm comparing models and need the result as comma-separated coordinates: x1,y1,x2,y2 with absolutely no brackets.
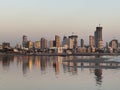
0,52,120,56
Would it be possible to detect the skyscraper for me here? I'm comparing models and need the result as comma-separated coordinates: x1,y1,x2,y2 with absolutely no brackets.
109,39,118,50
23,35,28,42
49,39,53,47
81,39,84,47
55,35,60,47
69,35,78,48
62,36,74,49
89,35,95,47
22,35,28,48
41,38,47,49
69,35,78,53
94,25,103,48
27,41,33,49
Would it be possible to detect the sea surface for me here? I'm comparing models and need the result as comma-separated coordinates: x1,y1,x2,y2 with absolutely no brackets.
0,55,120,90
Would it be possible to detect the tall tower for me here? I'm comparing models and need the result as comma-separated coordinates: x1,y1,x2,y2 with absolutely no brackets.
81,39,84,47
69,35,78,53
41,38,47,49
89,35,95,47
55,35,60,47
94,25,103,48
22,35,28,48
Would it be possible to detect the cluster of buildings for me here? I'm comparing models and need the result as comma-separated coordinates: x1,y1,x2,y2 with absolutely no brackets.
0,25,120,54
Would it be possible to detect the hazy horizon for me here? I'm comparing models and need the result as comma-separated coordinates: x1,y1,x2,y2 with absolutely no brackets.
0,0,120,46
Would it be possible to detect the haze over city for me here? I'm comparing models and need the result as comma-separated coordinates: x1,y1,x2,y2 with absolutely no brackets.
0,0,120,46
1,1,120,90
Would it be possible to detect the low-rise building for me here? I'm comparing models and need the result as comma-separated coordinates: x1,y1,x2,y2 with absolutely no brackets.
49,47,63,53
0,45,3,50
77,47,87,53
2,42,10,49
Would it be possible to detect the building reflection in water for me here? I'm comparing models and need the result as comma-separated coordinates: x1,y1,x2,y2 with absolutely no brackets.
22,56,29,75
34,56,41,70
49,56,62,75
94,63,102,86
1,55,14,71
63,56,78,75
62,57,120,86
2,56,10,68
13,56,22,68
40,56,47,74
22,56,43,75
25,56,62,75
1,55,120,87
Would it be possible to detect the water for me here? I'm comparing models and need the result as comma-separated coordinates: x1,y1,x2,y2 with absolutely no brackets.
0,55,120,90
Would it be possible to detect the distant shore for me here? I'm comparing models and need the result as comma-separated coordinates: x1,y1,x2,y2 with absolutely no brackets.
0,52,120,56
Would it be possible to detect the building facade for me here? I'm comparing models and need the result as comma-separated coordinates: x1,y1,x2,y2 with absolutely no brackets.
94,26,103,49
55,35,61,47
2,42,10,49
109,39,118,50
41,38,47,49
22,35,28,48
34,41,41,49
49,40,53,48
89,35,95,47
27,41,33,49
69,35,78,49
62,36,74,49
81,39,84,47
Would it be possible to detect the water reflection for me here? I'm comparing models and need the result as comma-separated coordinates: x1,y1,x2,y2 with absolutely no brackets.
62,56,78,75
19,56,62,75
22,57,29,75
0,55,12,71
0,55,120,88
22,56,48,75
94,63,102,86
62,56,120,87
51,56,61,75
95,68,102,86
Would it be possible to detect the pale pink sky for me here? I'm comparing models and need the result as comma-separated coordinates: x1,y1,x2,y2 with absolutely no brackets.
0,0,120,46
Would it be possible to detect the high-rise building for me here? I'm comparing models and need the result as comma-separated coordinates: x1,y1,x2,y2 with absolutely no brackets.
41,38,47,49
55,35,60,47
34,41,40,49
53,40,56,47
23,35,28,42
69,35,78,49
94,25,103,48
22,35,28,48
27,41,33,49
89,36,95,47
109,39,118,50
49,40,53,47
62,36,74,49
81,39,84,47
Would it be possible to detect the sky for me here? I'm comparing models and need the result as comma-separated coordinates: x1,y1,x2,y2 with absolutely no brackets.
0,0,120,46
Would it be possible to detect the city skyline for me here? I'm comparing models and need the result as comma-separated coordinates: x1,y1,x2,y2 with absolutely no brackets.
0,26,120,47
0,0,120,45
